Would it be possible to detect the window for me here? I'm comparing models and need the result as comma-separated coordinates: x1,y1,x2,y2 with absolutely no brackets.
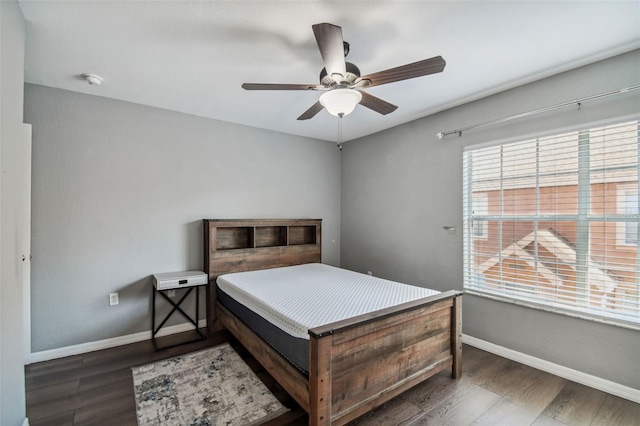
463,120,640,327
472,192,488,238
617,186,638,246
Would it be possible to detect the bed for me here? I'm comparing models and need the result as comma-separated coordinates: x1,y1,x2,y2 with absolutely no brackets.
203,219,463,425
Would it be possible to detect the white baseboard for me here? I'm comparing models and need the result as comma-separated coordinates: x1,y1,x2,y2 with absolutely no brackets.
30,320,207,364
28,328,639,403
22,418,29,426
462,334,640,404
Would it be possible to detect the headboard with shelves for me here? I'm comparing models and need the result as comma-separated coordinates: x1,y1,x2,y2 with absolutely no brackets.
203,218,322,330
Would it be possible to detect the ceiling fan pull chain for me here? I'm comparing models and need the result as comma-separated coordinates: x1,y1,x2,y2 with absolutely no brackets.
338,116,343,151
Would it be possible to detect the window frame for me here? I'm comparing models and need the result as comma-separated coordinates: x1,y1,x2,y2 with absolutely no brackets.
463,116,640,330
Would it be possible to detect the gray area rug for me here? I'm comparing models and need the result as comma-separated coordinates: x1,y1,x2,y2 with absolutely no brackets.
132,343,289,425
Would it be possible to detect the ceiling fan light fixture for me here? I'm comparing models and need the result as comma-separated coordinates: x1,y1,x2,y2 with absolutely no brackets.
319,88,362,117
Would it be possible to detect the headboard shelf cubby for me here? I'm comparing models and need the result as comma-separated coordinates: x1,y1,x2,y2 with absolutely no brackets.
255,225,288,248
215,226,254,250
288,225,317,245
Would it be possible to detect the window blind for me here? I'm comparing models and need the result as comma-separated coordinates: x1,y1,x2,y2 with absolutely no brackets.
463,120,640,328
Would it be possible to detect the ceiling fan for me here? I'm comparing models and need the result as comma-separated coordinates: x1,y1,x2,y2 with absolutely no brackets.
242,23,446,120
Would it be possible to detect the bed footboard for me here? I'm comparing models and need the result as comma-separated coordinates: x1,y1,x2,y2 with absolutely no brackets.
308,290,463,425
217,286,462,425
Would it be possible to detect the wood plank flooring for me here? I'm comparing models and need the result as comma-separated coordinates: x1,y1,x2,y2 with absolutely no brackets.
25,330,639,425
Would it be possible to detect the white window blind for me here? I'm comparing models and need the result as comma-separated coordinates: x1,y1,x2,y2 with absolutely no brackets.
463,120,640,328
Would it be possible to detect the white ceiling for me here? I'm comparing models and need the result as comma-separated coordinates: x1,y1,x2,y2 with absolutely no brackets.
19,1,640,142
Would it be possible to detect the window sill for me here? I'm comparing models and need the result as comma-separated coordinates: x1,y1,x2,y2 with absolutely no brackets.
465,289,640,331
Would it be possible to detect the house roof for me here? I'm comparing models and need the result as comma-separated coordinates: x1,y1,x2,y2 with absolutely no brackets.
479,229,621,294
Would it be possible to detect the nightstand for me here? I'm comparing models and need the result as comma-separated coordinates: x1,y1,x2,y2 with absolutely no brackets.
151,271,207,351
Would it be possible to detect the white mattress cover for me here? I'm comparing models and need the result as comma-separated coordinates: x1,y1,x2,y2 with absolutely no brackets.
216,263,440,340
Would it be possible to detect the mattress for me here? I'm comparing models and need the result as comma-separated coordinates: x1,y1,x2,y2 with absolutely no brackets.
216,263,440,373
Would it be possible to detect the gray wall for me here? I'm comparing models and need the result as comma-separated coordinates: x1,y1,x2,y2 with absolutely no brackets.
1,0,28,424
25,85,341,352
341,50,640,389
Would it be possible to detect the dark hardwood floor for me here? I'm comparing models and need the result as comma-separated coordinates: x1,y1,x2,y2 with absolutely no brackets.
25,330,639,426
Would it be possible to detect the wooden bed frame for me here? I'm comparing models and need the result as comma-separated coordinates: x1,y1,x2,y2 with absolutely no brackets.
204,219,463,425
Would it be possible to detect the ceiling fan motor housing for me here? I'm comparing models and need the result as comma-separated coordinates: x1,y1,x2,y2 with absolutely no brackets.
320,62,361,87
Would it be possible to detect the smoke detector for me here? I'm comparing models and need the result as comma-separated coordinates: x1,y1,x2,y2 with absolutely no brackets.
82,73,103,86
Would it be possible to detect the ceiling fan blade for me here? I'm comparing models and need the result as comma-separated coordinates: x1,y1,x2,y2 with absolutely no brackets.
312,23,347,81
359,55,446,87
297,101,324,120
242,83,322,91
359,91,398,115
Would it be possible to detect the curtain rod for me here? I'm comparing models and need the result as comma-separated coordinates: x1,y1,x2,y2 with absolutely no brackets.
436,84,640,140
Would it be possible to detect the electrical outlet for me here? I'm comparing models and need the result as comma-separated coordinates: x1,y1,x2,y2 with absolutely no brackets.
367,271,373,276
109,292,119,306
167,290,176,298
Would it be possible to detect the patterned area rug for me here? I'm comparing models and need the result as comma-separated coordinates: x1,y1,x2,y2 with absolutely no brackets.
132,343,289,425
